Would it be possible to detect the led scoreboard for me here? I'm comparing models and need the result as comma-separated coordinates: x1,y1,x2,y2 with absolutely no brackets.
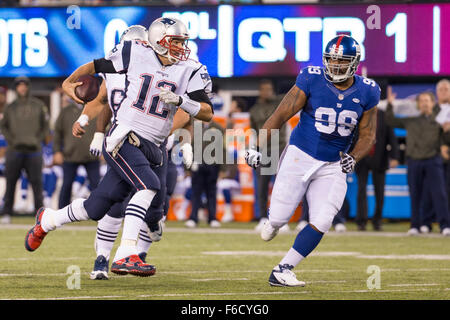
0,3,448,78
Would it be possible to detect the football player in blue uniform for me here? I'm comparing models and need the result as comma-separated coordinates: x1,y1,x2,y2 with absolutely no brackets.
245,35,380,287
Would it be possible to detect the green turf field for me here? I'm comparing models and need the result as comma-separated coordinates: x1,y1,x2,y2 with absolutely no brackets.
0,217,449,300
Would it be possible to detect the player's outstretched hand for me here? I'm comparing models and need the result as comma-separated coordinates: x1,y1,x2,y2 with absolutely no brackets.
245,147,262,169
180,143,193,169
339,151,356,173
159,87,181,105
90,132,105,157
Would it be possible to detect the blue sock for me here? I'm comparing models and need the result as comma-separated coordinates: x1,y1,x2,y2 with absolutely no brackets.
74,175,85,185
185,188,192,201
223,189,231,204
292,224,323,258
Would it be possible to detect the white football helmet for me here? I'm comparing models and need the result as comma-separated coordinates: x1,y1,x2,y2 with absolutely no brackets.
120,25,148,43
148,17,190,63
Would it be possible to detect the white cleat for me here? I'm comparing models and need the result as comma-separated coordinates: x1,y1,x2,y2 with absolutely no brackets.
185,219,197,228
279,224,290,234
334,223,347,233
0,214,11,224
89,255,109,280
254,218,268,232
295,220,308,232
441,228,450,236
268,264,305,287
261,220,280,241
148,219,164,242
407,228,419,236
89,270,109,280
209,220,221,228
420,225,430,234
221,205,234,223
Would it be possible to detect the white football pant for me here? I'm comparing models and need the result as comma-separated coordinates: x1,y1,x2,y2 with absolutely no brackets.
268,145,347,233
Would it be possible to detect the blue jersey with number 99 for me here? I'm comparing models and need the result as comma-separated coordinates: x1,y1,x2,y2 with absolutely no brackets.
289,66,380,162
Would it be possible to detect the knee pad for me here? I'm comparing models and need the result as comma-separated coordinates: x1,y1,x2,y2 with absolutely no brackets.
309,208,336,233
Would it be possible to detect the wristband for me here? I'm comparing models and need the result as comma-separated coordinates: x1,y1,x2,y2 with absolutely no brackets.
179,96,201,117
77,114,89,127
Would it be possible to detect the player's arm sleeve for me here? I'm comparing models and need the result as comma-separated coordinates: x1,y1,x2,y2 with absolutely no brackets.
295,68,312,97
187,90,213,109
95,40,132,74
186,64,213,111
186,64,212,95
364,83,381,111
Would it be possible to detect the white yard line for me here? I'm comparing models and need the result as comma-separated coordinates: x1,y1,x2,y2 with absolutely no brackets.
387,283,440,287
1,267,449,278
203,251,450,260
191,278,250,281
0,224,445,238
2,287,449,300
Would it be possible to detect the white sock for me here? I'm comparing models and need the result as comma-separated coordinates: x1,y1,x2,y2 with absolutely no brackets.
71,181,82,196
137,225,152,254
41,198,89,232
114,189,156,262
95,215,123,260
279,248,305,268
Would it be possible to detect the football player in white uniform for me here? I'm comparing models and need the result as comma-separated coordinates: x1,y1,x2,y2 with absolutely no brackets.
74,26,194,280
25,17,212,277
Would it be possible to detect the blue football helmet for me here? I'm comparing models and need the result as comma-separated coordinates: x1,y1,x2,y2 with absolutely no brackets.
323,34,361,83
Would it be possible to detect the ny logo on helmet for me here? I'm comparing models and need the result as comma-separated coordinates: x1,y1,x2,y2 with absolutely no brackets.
329,44,344,57
160,18,176,26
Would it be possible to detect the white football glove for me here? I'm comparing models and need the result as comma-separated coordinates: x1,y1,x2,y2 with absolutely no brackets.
245,147,262,169
90,132,104,157
339,151,356,173
180,143,193,169
158,87,181,105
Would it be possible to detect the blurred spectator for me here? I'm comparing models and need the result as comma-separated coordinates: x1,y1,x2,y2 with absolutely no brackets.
53,94,100,208
421,79,450,232
0,87,7,214
229,97,247,119
210,84,224,112
185,119,225,228
216,97,247,223
0,87,7,170
0,87,6,116
0,76,49,224
250,79,287,232
217,149,240,223
41,136,58,208
436,79,450,200
355,106,400,231
386,90,450,236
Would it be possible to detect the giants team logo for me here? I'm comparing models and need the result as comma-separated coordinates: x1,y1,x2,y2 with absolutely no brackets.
329,44,344,58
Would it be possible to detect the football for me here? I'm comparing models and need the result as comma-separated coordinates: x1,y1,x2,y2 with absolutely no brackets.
75,75,100,103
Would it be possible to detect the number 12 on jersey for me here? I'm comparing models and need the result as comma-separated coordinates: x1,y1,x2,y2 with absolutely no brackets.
132,74,177,119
